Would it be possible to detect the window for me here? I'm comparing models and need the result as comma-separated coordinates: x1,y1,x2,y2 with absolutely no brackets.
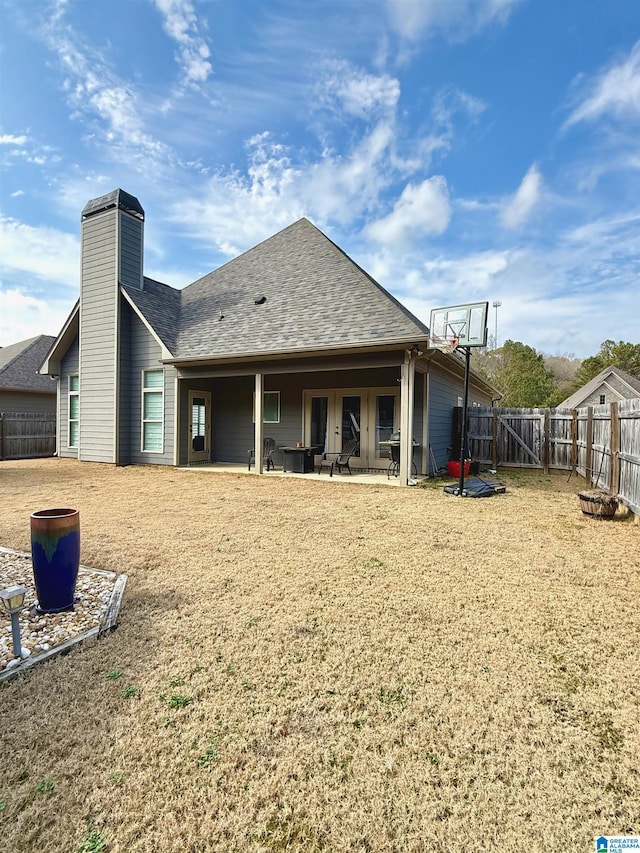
68,375,79,448
253,391,280,423
142,369,164,452
599,394,606,405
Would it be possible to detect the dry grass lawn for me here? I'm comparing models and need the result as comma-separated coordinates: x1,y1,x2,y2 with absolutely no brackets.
0,459,639,852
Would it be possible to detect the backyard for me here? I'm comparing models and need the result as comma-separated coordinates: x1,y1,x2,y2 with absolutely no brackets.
0,458,638,852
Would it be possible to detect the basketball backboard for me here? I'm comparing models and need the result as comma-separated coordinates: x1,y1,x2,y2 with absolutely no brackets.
428,301,489,348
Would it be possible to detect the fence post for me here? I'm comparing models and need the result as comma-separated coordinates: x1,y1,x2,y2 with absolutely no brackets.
0,414,4,461
571,410,578,473
585,406,594,486
543,409,550,474
610,401,620,495
492,407,498,470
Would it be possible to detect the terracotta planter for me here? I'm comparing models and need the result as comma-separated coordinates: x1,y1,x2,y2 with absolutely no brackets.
30,508,80,613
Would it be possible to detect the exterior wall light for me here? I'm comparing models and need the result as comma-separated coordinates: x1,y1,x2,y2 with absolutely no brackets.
0,586,28,659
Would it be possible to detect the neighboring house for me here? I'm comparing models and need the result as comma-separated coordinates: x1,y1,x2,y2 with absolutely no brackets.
559,366,640,409
0,335,57,414
41,189,498,483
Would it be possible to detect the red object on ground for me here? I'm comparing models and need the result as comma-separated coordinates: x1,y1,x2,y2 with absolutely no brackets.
446,460,470,478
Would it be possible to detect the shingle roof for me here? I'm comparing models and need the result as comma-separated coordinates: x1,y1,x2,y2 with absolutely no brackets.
173,218,428,359
0,335,57,393
559,366,640,408
123,277,182,354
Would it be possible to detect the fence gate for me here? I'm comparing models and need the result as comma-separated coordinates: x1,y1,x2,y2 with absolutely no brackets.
467,406,574,472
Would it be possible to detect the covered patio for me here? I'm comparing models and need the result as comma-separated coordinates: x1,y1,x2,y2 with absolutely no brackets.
178,460,427,487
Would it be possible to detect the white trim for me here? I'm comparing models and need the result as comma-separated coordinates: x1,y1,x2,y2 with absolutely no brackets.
254,373,264,474
252,389,281,423
68,374,79,449
188,390,211,463
120,288,173,359
141,368,165,453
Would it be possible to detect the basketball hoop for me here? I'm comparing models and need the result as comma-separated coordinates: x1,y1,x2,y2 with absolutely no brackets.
427,334,459,353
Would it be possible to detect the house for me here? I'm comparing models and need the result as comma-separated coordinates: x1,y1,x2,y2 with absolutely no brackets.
0,335,57,414
41,189,498,483
559,366,640,409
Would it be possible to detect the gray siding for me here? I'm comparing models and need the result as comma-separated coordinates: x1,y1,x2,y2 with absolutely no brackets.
428,364,493,470
59,338,79,459
0,391,56,415
428,368,463,470
118,302,132,460
78,207,144,462
119,213,143,290
79,210,119,462
577,378,639,408
124,306,175,466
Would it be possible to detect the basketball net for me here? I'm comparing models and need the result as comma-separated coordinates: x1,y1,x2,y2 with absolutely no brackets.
427,334,459,353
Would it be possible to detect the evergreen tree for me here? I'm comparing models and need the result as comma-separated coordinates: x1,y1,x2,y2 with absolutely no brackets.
572,340,640,387
473,340,557,406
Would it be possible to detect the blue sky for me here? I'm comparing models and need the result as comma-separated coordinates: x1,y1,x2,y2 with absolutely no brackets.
1,0,639,357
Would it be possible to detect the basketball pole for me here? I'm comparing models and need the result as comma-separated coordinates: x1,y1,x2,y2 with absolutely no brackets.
458,346,471,496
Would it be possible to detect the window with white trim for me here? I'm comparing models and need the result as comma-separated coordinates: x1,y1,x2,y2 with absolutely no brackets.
142,369,164,452
253,391,281,423
68,374,79,448
599,394,605,405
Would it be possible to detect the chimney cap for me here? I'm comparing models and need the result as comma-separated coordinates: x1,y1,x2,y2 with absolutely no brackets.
82,189,144,220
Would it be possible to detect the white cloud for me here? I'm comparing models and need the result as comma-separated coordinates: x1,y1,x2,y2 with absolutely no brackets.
386,0,521,42
316,60,400,118
0,216,79,286
365,177,451,245
152,0,213,87
40,13,176,177
0,287,73,346
500,164,542,230
565,40,640,128
169,120,404,251
0,135,28,145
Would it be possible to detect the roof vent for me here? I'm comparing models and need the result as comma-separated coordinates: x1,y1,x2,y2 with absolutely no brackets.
254,295,267,305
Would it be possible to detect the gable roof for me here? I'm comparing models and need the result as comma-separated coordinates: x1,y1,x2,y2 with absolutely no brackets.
0,335,57,393
559,366,640,408
122,277,181,354
173,218,429,361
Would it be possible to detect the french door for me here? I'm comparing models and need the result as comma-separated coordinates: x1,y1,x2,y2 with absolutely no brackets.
188,390,211,463
303,388,399,470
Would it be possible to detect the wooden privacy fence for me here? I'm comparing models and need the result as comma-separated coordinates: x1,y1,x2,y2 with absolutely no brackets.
0,412,56,461
467,399,640,515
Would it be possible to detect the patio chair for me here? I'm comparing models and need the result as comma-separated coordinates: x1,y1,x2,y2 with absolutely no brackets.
317,438,359,476
248,436,276,471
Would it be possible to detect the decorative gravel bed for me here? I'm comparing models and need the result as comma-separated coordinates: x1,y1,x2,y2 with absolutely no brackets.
0,547,119,673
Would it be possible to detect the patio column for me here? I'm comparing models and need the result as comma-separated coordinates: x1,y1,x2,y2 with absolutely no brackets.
399,351,416,484
254,372,264,474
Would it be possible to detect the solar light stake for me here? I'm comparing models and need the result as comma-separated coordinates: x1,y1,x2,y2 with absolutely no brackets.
0,586,28,658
